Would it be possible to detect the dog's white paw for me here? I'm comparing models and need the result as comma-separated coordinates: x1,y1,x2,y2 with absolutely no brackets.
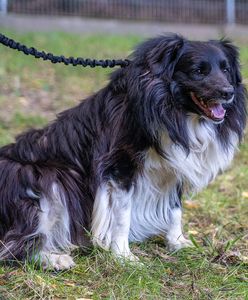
167,235,193,252
114,251,141,265
41,253,76,270
124,252,140,262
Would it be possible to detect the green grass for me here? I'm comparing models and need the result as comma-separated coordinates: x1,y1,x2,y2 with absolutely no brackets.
0,30,247,300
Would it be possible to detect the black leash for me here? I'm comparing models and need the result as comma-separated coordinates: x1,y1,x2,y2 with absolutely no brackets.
0,33,130,68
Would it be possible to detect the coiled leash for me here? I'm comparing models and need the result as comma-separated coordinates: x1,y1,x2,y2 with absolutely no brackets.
0,33,130,68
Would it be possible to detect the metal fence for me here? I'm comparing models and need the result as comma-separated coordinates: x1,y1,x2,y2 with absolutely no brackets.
1,0,248,25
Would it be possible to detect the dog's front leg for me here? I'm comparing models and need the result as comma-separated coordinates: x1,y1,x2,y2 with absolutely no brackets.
92,182,138,261
165,207,193,251
110,193,138,261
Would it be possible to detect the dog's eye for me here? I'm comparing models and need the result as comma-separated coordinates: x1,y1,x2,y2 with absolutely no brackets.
220,60,230,73
193,62,210,76
194,68,204,75
222,67,230,73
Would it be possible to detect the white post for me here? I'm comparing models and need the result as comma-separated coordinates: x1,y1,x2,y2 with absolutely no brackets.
0,0,8,15
226,0,235,25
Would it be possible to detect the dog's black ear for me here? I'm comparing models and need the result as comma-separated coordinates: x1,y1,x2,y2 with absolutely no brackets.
134,34,185,80
147,34,185,79
219,39,242,85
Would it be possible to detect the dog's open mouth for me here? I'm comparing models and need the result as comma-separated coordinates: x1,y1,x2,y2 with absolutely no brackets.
190,92,226,122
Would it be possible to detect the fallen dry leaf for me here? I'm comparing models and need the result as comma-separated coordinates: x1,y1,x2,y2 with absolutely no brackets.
188,230,198,235
64,281,76,287
212,251,248,266
242,191,248,198
184,200,200,209
18,96,28,106
151,248,177,262
164,267,174,275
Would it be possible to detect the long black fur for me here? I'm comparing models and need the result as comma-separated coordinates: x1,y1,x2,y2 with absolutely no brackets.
0,34,246,261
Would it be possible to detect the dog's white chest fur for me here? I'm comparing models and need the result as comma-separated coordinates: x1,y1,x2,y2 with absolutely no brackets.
129,115,238,241
165,115,238,190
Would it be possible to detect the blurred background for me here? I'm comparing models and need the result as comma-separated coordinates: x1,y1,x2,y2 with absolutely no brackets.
1,0,248,38
1,0,247,24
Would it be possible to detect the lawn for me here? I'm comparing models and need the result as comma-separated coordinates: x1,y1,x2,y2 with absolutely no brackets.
0,30,247,300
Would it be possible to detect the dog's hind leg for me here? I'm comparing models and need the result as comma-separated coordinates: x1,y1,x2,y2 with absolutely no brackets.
0,181,75,270
34,183,76,270
92,182,138,261
38,252,75,270
0,160,43,262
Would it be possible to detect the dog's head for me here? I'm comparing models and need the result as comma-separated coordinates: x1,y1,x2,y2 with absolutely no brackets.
172,38,242,124
133,34,244,125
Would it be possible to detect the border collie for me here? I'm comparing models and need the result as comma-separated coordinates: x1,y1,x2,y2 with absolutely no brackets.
0,34,246,270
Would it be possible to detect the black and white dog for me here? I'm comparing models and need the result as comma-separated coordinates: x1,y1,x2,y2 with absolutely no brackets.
0,34,246,270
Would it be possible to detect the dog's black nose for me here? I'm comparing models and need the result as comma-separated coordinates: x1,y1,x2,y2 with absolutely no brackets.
220,86,234,101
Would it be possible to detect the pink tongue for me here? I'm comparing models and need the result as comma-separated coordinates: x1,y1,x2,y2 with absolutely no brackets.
209,103,226,119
